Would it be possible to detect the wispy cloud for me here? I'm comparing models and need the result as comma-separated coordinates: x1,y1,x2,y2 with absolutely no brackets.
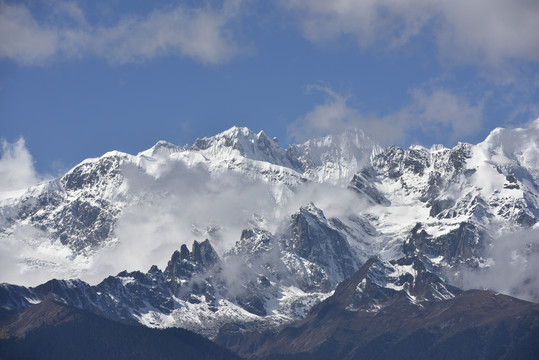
288,85,483,146
0,1,243,65
401,88,484,142
0,3,60,64
282,0,539,66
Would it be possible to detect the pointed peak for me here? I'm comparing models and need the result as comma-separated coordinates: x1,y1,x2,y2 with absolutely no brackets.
298,202,326,220
191,239,220,269
216,126,256,139
288,128,383,184
180,244,190,261
164,240,221,278
153,140,177,148
192,126,273,149
189,126,295,168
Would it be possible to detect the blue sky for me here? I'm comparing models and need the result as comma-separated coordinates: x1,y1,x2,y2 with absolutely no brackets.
0,0,538,184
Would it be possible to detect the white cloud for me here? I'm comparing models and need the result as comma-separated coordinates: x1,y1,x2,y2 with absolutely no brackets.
0,1,243,65
287,85,360,142
283,0,539,66
0,225,86,287
288,85,483,146
283,0,436,48
0,138,40,193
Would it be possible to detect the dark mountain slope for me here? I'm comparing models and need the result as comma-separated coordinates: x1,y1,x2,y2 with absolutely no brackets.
0,300,241,360
216,258,539,360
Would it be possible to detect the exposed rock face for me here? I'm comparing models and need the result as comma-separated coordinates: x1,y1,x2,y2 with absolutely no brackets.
278,204,359,292
348,168,390,205
403,221,485,269
343,256,461,311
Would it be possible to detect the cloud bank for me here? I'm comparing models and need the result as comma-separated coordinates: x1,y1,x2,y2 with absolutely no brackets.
0,0,243,65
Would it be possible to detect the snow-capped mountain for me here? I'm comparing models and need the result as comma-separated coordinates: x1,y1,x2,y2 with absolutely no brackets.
0,126,381,284
0,119,538,340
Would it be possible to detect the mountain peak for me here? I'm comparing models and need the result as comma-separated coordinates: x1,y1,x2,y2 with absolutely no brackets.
140,140,183,157
213,126,256,141
165,239,221,280
131,126,383,185
479,118,538,172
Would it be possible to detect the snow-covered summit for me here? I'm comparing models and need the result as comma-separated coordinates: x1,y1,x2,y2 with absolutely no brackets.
137,126,382,185
477,118,539,182
190,126,294,167
0,126,381,284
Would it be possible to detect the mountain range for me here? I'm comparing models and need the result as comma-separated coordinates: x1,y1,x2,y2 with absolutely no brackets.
1,120,538,358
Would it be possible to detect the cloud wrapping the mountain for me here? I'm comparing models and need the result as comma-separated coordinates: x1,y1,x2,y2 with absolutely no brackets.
0,128,537,308
460,228,539,302
0,1,242,65
0,225,81,286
